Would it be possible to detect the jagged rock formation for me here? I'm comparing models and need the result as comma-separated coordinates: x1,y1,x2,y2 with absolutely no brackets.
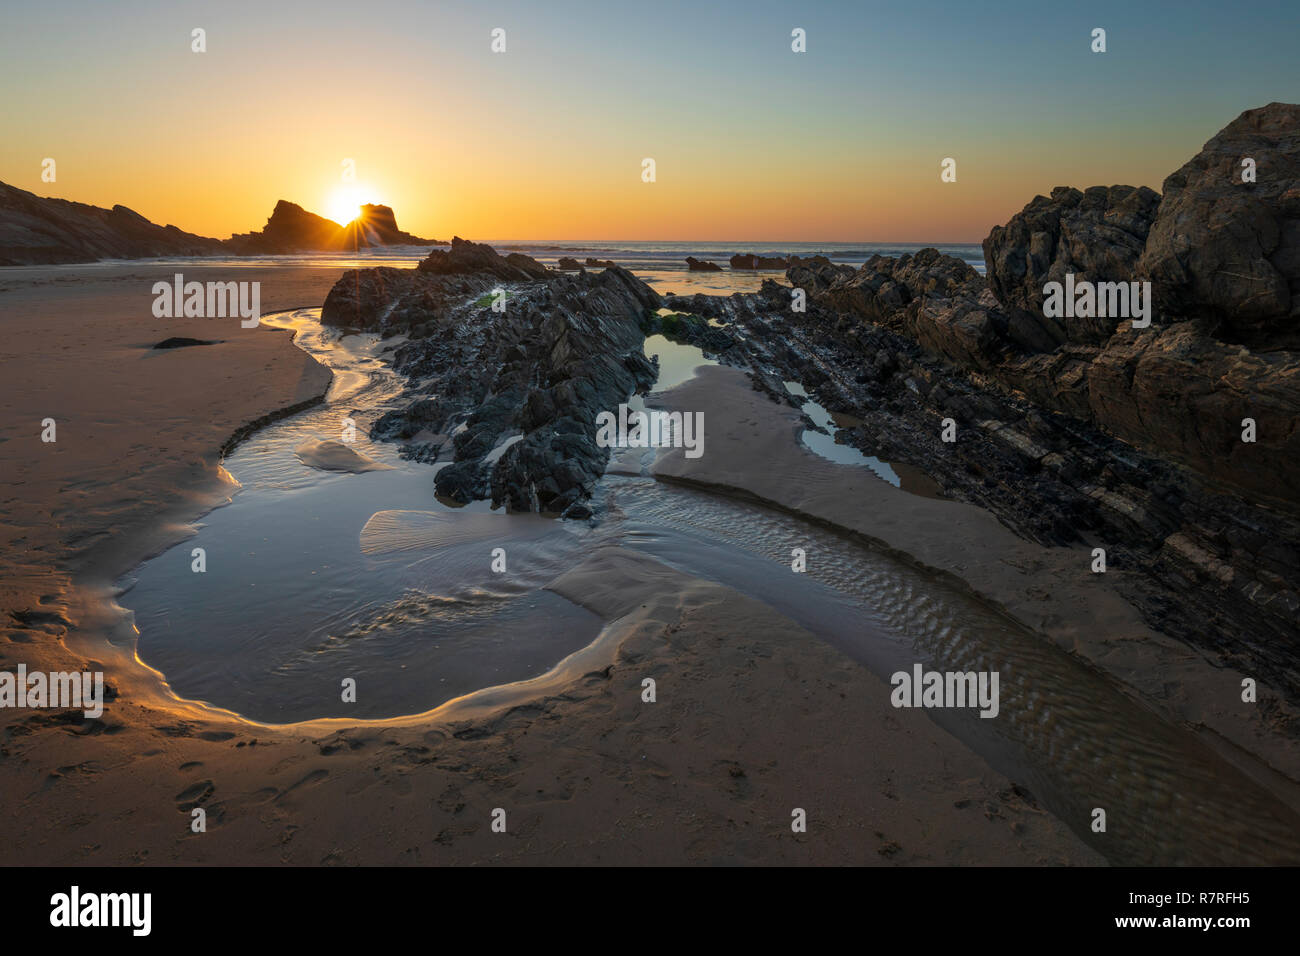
984,185,1161,348
323,243,659,516
338,204,434,249
228,200,439,254
790,104,1300,509
686,256,723,271
225,200,344,253
418,236,549,282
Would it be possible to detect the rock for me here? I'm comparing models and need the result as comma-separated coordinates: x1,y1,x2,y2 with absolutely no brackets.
505,252,551,280
685,256,723,271
0,182,224,265
791,248,983,331
336,204,438,248
585,257,617,268
228,200,440,254
418,237,550,283
731,253,790,270
1137,102,1300,347
321,266,494,332
226,200,349,253
152,337,218,349
0,181,442,264
556,257,582,270
787,258,855,294
983,185,1161,348
325,246,661,514
1085,322,1300,502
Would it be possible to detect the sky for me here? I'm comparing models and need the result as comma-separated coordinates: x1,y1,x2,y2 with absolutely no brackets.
1,0,1296,242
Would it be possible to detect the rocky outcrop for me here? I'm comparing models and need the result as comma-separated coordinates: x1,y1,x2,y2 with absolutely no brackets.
337,204,437,249
731,253,790,270
555,256,614,270
769,103,1300,700
984,185,1161,348
325,244,659,515
789,105,1300,510
226,200,343,254
1137,102,1300,348
686,256,723,271
227,200,440,254
677,272,1300,706
321,266,494,332
420,237,550,282
0,182,224,265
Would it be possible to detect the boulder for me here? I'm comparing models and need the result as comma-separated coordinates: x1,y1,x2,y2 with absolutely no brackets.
418,236,549,283
1138,102,1300,347
983,185,1160,348
731,253,789,269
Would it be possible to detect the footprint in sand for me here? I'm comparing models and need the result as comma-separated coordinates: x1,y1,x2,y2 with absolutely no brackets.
175,780,214,811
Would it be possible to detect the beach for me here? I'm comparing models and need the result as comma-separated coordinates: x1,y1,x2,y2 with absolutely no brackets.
0,261,1104,865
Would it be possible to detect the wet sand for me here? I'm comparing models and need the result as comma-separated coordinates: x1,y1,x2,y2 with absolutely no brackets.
0,263,1108,865
650,366,1300,799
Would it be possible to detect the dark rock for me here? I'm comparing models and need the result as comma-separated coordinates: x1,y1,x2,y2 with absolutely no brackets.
228,200,440,254
1138,102,1300,347
321,266,495,332
337,204,438,249
983,185,1160,348
731,252,790,270
0,182,224,265
686,256,723,271
418,237,547,283
226,200,347,253
152,337,219,349
326,247,661,514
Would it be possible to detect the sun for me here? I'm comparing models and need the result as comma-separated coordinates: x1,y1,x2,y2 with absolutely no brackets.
325,184,378,226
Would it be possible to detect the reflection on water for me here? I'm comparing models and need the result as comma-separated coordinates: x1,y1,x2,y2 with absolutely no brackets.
118,308,1300,864
643,333,719,391
782,380,944,498
121,309,602,722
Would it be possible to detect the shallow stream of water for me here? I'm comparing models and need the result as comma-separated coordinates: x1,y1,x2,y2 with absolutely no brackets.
117,306,1300,864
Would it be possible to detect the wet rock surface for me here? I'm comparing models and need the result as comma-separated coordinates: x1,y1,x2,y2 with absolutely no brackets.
325,245,658,516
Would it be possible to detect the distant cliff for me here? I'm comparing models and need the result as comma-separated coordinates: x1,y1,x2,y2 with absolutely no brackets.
0,185,441,265
0,182,223,265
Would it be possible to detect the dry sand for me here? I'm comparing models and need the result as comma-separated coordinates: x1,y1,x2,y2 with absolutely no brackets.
0,264,1105,865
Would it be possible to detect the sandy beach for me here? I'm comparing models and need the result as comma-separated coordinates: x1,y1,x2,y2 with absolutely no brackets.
0,263,1105,865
